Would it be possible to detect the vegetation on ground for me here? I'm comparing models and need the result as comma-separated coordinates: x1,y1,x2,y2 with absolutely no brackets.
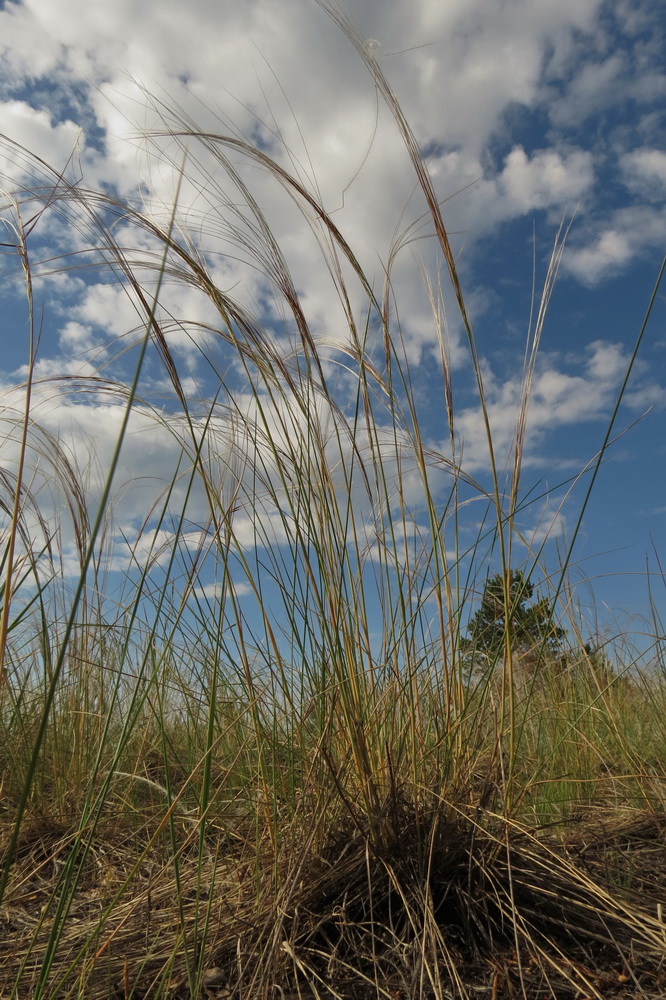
1,7,665,998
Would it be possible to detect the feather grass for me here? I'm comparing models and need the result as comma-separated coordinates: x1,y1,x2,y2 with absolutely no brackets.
1,10,665,997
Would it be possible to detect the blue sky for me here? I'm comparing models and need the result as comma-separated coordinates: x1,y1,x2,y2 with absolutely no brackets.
0,0,664,655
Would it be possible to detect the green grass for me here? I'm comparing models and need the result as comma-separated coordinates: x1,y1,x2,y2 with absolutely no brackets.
1,10,666,998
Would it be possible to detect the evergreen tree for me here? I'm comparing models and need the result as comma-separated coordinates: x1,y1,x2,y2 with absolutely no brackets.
462,569,565,667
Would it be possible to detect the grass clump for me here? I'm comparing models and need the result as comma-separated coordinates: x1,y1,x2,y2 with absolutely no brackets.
1,9,666,998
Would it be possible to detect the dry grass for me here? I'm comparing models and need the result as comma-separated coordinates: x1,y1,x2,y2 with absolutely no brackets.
3,791,666,998
3,668,666,998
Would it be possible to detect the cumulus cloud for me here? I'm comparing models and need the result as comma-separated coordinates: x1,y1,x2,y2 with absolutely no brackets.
0,3,626,234
192,579,252,602
497,146,594,213
564,229,633,285
620,147,666,199
0,0,663,593
564,205,666,284
0,99,81,183
449,339,646,474
521,504,568,550
548,54,626,127
0,0,660,333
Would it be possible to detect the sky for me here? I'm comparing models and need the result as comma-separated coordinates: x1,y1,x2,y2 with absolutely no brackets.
0,0,664,656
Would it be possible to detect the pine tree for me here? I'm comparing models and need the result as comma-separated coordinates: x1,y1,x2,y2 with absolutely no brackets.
462,569,565,669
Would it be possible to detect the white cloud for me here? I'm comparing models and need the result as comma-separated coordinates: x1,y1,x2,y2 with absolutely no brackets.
0,0,658,342
0,2,65,79
191,579,252,601
0,2,603,223
393,0,601,155
17,356,99,380
0,100,81,183
0,0,663,603
498,146,594,213
449,339,647,474
521,505,568,549
620,147,666,199
585,340,629,381
72,282,145,340
58,321,96,351
565,229,632,284
564,205,666,285
548,54,626,126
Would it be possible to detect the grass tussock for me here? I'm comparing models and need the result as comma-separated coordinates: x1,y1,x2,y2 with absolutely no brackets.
1,7,666,998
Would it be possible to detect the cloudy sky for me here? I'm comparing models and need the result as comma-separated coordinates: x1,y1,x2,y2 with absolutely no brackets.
0,0,664,649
